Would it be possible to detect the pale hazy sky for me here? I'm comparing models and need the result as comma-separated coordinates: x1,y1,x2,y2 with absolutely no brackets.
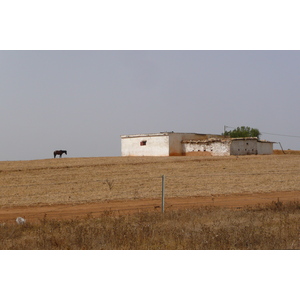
1,50,300,160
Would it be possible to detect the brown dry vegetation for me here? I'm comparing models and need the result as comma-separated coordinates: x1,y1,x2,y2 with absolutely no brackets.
1,201,300,250
273,149,300,155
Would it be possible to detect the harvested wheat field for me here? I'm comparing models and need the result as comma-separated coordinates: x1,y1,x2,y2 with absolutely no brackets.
1,154,300,223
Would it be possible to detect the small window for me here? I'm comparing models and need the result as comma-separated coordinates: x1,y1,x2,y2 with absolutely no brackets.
140,140,147,146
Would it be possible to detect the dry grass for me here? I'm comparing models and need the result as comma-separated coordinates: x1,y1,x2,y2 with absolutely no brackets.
273,149,300,155
1,201,300,250
1,155,300,207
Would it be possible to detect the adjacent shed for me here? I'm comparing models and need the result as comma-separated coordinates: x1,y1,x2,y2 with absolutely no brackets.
182,137,274,156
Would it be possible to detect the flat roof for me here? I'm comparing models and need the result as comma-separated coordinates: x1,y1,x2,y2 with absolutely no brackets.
121,132,169,138
120,132,213,138
182,137,275,144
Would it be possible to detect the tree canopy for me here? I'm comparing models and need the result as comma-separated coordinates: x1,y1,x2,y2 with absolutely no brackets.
223,126,261,139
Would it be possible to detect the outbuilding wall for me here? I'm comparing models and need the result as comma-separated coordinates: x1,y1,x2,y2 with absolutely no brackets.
183,140,231,156
230,139,258,155
169,133,213,156
257,141,273,155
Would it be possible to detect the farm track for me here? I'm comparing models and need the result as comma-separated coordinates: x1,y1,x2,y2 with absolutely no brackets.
1,154,300,223
1,191,300,223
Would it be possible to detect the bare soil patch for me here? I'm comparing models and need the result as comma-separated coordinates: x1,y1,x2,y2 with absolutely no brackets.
1,191,300,223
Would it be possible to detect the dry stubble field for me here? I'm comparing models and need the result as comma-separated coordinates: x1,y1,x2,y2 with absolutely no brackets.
1,153,300,223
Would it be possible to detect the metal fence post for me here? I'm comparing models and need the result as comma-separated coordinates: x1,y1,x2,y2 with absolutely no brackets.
162,175,165,213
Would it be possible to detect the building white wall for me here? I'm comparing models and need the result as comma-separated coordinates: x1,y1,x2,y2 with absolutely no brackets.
121,134,170,156
210,141,231,156
182,140,231,156
121,133,219,157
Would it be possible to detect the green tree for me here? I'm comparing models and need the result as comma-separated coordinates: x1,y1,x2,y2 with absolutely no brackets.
223,126,261,139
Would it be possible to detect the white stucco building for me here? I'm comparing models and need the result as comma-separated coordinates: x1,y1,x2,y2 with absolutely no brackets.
121,132,274,157
121,132,221,156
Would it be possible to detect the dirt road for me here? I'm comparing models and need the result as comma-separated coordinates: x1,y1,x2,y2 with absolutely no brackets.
1,190,300,223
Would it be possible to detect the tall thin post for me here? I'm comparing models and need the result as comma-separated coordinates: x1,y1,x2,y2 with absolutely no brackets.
278,142,286,154
161,175,165,213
